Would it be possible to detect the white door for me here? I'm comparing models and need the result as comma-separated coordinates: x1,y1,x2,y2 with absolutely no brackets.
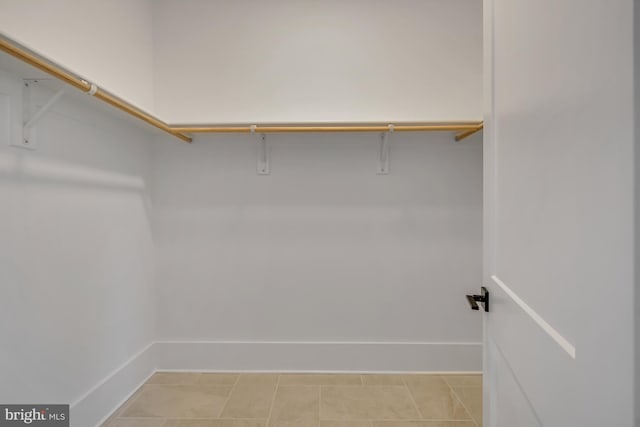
482,1,636,426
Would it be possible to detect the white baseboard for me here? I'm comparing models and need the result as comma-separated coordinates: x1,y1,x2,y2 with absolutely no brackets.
154,341,482,372
70,343,155,427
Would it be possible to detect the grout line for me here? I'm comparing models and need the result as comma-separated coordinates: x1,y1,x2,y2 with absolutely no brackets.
452,385,482,427
217,374,242,418
442,378,477,425
402,376,424,420
265,374,281,427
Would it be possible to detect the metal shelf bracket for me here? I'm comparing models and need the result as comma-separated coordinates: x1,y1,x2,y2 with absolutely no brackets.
20,79,65,150
377,124,393,174
254,125,270,175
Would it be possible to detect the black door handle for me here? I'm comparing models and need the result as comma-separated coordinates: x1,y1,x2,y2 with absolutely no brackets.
466,294,480,310
466,287,489,312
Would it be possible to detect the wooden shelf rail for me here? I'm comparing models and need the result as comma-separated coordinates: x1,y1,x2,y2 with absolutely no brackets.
173,122,484,140
0,34,483,143
454,123,484,141
0,35,192,143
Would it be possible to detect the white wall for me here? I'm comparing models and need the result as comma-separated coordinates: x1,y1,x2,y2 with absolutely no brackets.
152,0,482,124
151,130,483,371
0,0,156,113
148,0,484,371
0,71,156,426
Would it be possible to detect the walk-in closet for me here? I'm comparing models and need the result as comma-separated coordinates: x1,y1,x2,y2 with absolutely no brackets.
0,1,638,427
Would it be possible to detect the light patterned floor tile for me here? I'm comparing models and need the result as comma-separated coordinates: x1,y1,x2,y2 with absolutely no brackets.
280,375,362,386
220,375,278,418
451,387,481,426
105,373,483,427
236,374,280,386
361,376,405,386
319,421,373,427
320,386,419,420
147,372,202,385
372,422,476,427
104,419,166,427
198,373,240,385
164,420,268,427
268,386,319,427
402,376,471,421
102,382,151,424
442,376,482,387
121,384,232,418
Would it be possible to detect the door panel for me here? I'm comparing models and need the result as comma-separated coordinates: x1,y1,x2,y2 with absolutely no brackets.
492,0,582,344
489,339,540,427
485,278,576,426
483,0,635,425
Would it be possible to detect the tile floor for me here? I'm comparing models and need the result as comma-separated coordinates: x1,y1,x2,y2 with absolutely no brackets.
103,373,482,427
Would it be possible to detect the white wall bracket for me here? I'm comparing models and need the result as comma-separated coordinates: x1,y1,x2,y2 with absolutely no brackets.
252,125,271,175
377,124,393,174
257,133,270,175
19,79,65,150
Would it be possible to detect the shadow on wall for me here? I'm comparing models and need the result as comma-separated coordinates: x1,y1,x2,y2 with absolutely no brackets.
0,81,156,217
0,77,157,407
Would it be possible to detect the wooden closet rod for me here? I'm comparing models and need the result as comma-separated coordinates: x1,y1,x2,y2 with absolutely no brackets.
0,36,192,143
0,34,483,143
173,122,484,140
454,123,484,141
